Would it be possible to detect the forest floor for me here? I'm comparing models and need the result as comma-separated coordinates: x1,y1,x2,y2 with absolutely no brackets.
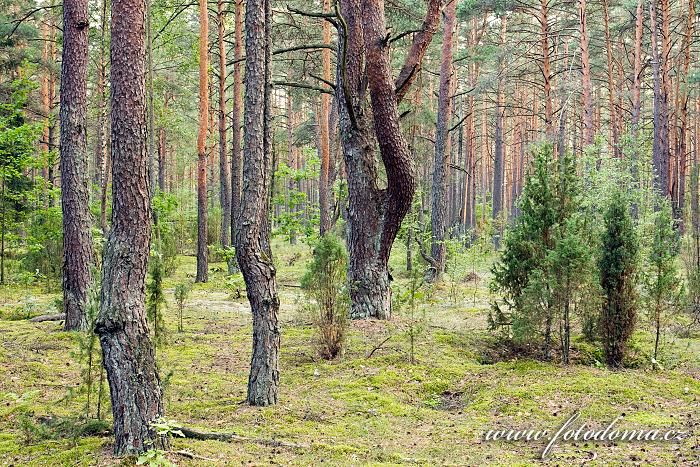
0,239,699,466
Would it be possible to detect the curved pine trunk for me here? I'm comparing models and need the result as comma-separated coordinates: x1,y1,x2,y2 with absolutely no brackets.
236,0,280,405
337,0,441,319
96,0,167,454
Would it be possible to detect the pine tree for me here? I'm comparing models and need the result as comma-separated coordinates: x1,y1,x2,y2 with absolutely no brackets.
490,145,558,356
599,191,638,368
643,201,681,360
491,145,590,361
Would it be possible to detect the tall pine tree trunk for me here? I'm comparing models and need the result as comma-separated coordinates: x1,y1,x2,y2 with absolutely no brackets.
60,0,94,331
235,0,280,405
196,0,209,282
492,15,506,243
230,0,243,250
428,0,457,280
318,0,332,236
650,0,670,199
579,0,594,146
218,0,231,247
96,0,167,454
540,0,554,139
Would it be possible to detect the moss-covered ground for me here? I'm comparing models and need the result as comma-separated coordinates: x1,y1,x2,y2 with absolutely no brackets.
1,239,698,465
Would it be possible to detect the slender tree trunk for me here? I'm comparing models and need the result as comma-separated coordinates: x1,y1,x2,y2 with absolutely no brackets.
218,0,231,248
235,0,280,405
147,0,156,196
630,0,644,214
540,0,554,139
96,0,167,454
286,92,297,245
230,0,243,254
94,0,108,192
318,0,332,236
677,0,694,229
60,0,94,331
47,9,58,205
492,15,506,240
196,0,209,282
100,148,111,234
603,0,620,158
157,94,168,192
650,0,670,199
579,0,594,146
428,0,457,280
40,22,50,207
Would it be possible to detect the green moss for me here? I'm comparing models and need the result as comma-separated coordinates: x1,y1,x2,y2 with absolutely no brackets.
1,242,698,464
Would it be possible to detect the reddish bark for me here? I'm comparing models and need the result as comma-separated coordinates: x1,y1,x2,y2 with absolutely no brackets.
196,0,209,282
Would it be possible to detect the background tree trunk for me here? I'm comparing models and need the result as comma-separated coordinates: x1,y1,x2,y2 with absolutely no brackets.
96,0,167,454
428,0,457,280
60,0,94,331
235,0,280,406
650,0,669,200
492,15,506,245
230,0,243,254
196,0,209,282
579,0,593,146
218,0,231,248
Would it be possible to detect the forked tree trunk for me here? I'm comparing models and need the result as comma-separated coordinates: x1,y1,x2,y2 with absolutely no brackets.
428,0,457,280
235,0,280,405
336,0,441,319
96,0,167,454
196,0,209,282
60,0,94,331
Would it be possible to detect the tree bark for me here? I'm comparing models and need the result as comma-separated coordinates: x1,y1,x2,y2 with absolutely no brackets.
147,0,156,196
676,0,694,228
235,0,280,406
630,0,644,208
60,0,94,331
230,0,243,248
319,0,333,236
579,0,594,146
492,15,506,238
217,0,231,248
650,0,670,199
603,0,620,158
94,0,108,191
196,0,209,282
540,0,554,139
96,0,167,454
428,0,457,280
337,0,441,319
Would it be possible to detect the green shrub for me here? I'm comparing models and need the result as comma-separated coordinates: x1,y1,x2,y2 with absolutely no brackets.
301,234,349,359
598,191,638,368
